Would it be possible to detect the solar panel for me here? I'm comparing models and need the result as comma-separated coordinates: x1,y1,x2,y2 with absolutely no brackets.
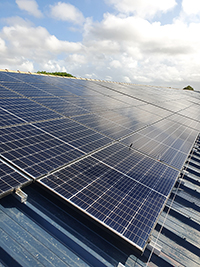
0,124,84,179
121,119,198,169
1,70,200,252
0,158,31,199
1,82,52,98
0,84,21,98
32,97,89,117
72,107,163,140
0,108,25,128
0,72,23,82
33,118,112,153
38,146,178,250
0,98,62,122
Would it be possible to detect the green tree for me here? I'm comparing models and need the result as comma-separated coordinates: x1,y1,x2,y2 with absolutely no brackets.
37,71,75,78
183,85,194,90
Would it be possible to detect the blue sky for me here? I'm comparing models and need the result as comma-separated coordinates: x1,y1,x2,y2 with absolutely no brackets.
1,0,200,89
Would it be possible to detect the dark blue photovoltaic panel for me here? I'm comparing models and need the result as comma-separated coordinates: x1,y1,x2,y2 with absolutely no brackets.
38,153,170,250
0,159,31,199
34,118,112,153
0,98,61,122
0,108,25,127
1,70,199,252
73,113,133,140
168,113,200,131
0,72,23,82
92,143,179,196
32,97,88,117
178,104,200,122
1,82,52,97
0,124,84,179
3,72,43,83
0,84,21,98
31,83,74,97
73,106,163,140
121,119,198,169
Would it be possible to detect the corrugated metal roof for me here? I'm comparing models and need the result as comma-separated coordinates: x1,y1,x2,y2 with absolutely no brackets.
2,137,200,267
0,134,200,267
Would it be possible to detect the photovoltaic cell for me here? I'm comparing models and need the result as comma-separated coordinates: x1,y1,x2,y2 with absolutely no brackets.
1,70,199,252
92,143,179,196
0,159,31,199
38,149,176,250
32,97,88,117
168,113,200,131
34,118,112,153
121,119,198,169
0,124,84,179
0,72,22,82
0,108,25,127
0,84,21,98
0,98,61,122
1,82,52,98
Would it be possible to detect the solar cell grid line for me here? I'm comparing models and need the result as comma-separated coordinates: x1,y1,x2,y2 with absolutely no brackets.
0,158,32,199
0,123,85,179
168,113,200,131
120,118,198,159
33,118,112,153
3,72,53,84
72,113,134,140
38,150,176,251
0,98,62,123
32,97,89,117
1,82,53,98
0,107,25,128
92,143,179,196
178,105,200,122
0,71,24,82
0,84,23,98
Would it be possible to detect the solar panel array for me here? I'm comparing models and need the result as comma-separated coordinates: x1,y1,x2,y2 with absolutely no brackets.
0,70,200,251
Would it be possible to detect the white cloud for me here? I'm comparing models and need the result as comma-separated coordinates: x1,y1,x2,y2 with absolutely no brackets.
1,19,82,54
50,2,85,25
0,38,7,53
2,2,200,89
0,18,83,72
110,60,121,68
16,0,43,18
68,54,87,64
85,13,193,56
182,0,200,15
106,0,177,18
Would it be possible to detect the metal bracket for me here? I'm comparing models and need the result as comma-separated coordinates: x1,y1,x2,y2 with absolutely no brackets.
147,241,162,256
14,188,28,203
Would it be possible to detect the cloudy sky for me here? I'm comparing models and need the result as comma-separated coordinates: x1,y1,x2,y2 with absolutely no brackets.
1,0,200,89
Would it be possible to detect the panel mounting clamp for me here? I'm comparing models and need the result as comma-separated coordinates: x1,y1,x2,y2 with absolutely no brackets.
13,188,28,203
147,241,162,256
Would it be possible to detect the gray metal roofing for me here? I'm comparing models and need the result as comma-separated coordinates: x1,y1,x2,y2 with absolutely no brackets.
0,133,199,267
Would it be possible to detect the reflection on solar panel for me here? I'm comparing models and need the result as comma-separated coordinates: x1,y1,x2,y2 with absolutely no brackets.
0,124,84,179
0,70,199,252
33,118,112,153
39,150,177,250
0,98,61,122
121,119,198,169
0,108,25,127
0,159,31,199
0,84,21,98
